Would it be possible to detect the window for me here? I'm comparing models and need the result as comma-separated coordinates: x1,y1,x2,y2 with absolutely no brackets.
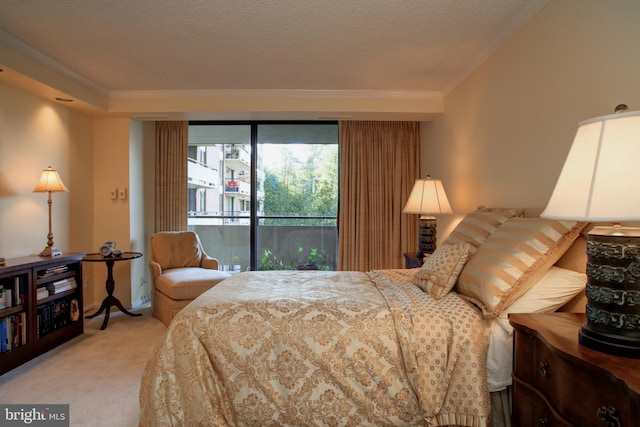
187,122,338,272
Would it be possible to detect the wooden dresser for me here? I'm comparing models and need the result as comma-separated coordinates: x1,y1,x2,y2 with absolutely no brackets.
509,313,640,427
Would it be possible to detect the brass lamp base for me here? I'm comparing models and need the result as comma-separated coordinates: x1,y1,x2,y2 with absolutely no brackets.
39,245,63,257
580,226,640,358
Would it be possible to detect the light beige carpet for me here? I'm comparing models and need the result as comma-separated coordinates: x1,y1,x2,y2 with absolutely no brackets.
0,306,167,427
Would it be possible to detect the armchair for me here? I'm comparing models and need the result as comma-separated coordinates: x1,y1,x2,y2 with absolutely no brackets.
149,231,230,326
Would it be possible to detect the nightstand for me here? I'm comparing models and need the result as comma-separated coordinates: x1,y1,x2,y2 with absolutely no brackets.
509,313,640,427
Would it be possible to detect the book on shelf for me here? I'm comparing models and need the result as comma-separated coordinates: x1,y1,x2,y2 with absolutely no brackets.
0,313,27,353
14,277,20,306
37,299,72,338
12,314,20,350
0,320,6,352
10,277,24,306
0,277,26,309
5,316,12,352
38,265,69,279
37,287,50,301
4,289,12,308
20,312,26,345
47,278,77,295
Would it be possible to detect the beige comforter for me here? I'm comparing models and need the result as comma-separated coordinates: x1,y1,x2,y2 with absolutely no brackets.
139,269,491,426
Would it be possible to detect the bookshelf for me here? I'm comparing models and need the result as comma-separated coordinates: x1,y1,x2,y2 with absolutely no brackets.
0,253,84,375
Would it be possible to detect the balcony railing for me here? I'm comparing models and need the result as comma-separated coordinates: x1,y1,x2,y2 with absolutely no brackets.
188,216,337,271
225,146,250,169
225,179,250,196
188,158,217,188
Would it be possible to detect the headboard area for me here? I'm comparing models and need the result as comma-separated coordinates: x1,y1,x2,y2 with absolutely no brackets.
520,207,588,274
522,207,589,312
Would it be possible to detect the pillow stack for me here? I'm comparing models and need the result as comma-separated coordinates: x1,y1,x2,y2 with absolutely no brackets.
414,207,524,299
413,207,587,318
455,218,586,318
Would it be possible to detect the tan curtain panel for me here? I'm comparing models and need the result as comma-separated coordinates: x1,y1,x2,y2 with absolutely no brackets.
338,121,420,271
155,121,188,232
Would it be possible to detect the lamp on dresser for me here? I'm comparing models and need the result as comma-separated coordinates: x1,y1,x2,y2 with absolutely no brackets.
33,166,69,257
541,104,640,358
403,176,453,256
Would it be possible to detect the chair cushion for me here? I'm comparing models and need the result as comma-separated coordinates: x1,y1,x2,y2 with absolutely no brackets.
155,267,230,300
152,231,203,270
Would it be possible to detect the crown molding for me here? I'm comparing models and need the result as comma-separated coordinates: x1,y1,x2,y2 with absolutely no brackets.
1,29,442,103
109,89,443,101
0,29,109,97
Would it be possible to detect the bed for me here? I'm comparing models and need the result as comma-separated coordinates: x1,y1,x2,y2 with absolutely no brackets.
139,208,589,427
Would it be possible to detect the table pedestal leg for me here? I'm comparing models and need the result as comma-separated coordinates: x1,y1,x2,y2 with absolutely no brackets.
85,259,142,330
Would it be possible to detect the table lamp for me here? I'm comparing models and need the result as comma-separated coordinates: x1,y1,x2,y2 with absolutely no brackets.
33,166,69,257
541,104,640,358
403,176,453,255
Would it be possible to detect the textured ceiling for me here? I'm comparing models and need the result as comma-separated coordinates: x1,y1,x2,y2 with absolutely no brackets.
0,0,547,96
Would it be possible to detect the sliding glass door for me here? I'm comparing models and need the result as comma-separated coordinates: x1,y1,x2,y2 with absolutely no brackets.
187,122,338,271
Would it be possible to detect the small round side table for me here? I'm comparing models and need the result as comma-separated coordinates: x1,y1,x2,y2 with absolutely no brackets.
82,252,143,330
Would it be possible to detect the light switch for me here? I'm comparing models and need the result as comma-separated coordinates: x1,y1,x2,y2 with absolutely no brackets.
118,188,127,200
109,188,117,199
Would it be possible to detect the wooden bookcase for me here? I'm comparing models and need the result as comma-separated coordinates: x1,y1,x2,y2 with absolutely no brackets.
0,253,84,375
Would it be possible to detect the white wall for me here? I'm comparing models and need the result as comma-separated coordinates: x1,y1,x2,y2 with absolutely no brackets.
89,118,134,309
421,0,640,241
0,81,93,260
0,81,152,311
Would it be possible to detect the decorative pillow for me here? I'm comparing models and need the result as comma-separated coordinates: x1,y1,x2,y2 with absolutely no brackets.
476,206,526,217
442,207,523,254
455,218,586,318
415,242,471,299
501,266,587,316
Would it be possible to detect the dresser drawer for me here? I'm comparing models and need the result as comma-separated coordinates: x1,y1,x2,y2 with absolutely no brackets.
514,323,638,426
512,376,572,427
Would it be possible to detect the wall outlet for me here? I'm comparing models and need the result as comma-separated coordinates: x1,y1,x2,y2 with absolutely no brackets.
118,188,127,200
83,277,90,289
109,188,117,199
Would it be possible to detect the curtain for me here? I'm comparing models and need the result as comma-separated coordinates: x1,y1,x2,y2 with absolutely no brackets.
155,121,188,232
338,121,420,271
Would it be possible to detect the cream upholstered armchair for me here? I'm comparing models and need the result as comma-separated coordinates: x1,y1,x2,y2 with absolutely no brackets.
149,231,230,326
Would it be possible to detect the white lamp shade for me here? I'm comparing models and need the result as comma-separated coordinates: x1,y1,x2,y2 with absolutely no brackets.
33,166,69,193
403,177,453,215
541,110,640,222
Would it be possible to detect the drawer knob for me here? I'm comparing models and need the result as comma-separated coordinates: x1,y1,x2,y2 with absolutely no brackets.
538,361,550,378
597,405,620,427
539,418,549,427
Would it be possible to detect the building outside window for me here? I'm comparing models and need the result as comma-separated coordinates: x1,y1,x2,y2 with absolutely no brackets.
187,122,338,272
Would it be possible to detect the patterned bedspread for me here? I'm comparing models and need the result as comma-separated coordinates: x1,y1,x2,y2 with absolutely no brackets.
139,269,491,426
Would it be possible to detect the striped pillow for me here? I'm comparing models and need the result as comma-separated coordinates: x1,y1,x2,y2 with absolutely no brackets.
456,218,586,318
442,208,523,253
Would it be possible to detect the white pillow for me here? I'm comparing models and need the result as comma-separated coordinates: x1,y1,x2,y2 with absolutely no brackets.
501,266,587,316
